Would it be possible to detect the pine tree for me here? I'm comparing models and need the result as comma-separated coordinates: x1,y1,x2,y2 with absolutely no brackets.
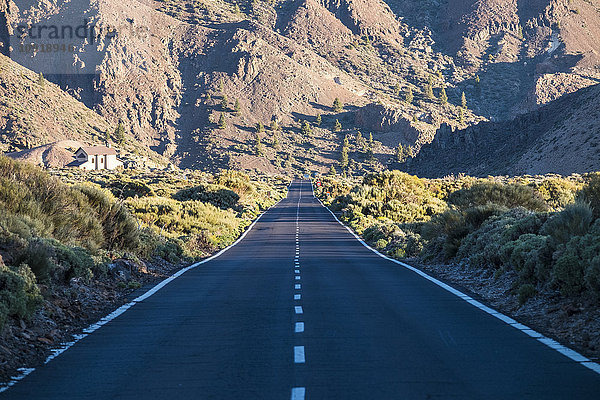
270,120,280,132
396,143,409,163
440,87,448,105
104,128,111,144
356,131,363,150
333,119,342,132
218,77,224,93
328,164,336,176
405,87,413,105
301,120,312,136
272,134,280,150
256,122,265,133
255,133,264,156
393,82,401,96
333,97,343,113
367,132,374,160
114,122,125,146
458,107,465,125
218,113,227,129
37,72,45,87
475,75,480,84
425,76,434,100
234,3,241,14
340,139,349,169
234,99,241,116
315,114,322,126
206,93,212,104
221,95,228,111
461,91,467,108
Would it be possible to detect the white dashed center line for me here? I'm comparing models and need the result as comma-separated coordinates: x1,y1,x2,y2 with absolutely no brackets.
291,387,306,400
294,346,305,363
292,182,306,399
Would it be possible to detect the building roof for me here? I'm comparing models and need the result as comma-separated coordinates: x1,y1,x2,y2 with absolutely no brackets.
76,146,117,156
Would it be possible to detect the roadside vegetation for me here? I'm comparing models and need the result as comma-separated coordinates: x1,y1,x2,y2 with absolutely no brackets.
0,156,288,330
316,170,600,304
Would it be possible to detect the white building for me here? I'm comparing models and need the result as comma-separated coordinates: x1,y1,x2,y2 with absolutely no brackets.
73,146,123,170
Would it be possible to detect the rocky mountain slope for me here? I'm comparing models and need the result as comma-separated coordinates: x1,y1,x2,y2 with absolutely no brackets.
1,0,600,175
404,82,600,177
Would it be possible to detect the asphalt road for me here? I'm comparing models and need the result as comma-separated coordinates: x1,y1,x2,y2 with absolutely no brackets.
3,180,599,399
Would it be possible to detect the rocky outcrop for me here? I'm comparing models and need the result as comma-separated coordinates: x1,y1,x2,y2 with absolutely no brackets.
355,103,420,143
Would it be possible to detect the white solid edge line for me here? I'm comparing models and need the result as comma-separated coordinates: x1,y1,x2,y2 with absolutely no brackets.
0,185,294,394
291,387,306,400
313,187,600,376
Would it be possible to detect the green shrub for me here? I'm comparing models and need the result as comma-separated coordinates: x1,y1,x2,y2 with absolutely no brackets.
19,239,55,282
105,179,155,199
553,254,585,296
362,221,424,258
540,202,593,244
457,209,546,269
0,263,42,328
53,243,95,282
532,178,581,209
552,233,600,295
102,202,140,251
577,173,600,219
17,238,97,283
127,280,142,289
584,256,600,297
501,234,554,284
173,184,240,210
154,239,185,263
375,239,388,250
517,283,536,305
76,184,140,251
216,170,255,198
422,204,508,259
448,182,548,212
0,212,47,241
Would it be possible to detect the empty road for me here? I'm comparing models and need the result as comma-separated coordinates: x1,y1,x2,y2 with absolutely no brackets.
3,180,599,399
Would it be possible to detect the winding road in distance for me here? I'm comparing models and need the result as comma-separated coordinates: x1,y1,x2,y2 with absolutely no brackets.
3,180,599,399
